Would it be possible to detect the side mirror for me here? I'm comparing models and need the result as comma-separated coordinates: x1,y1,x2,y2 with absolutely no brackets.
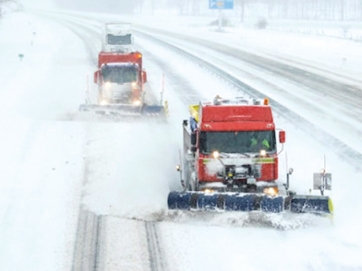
94,71,99,84
142,70,147,83
279,130,286,143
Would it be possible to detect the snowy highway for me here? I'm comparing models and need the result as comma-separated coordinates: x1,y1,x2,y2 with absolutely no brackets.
131,21,362,160
0,7,362,271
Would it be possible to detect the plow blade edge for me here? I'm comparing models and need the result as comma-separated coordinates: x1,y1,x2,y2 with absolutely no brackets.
79,104,166,118
167,192,333,215
290,195,333,214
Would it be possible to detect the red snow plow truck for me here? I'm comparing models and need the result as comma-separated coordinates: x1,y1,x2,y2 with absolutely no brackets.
79,23,165,118
168,96,333,214
94,51,146,106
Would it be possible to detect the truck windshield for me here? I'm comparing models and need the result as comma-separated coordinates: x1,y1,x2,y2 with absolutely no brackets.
199,131,276,154
107,34,132,45
101,65,138,84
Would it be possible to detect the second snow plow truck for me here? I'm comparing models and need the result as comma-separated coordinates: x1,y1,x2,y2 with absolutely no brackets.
168,96,333,214
79,23,166,119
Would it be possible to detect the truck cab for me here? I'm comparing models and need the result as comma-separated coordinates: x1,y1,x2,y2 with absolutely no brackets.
102,23,134,53
94,51,147,105
184,96,285,194
97,63,140,105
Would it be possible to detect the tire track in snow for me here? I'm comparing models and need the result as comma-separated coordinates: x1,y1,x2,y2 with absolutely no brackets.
145,221,166,271
71,209,101,271
32,13,168,271
71,123,102,271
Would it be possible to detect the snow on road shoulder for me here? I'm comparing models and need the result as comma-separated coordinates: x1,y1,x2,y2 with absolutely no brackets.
0,11,91,271
0,118,87,271
0,11,90,120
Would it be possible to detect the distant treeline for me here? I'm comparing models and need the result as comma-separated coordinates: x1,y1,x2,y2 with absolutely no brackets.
54,0,362,21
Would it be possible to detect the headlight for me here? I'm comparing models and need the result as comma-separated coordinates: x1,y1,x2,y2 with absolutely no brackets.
212,151,220,159
133,100,141,106
100,99,109,105
259,149,267,157
103,82,111,89
131,81,138,88
263,187,278,196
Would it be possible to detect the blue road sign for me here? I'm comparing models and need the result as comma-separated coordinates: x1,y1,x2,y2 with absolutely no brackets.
209,0,234,10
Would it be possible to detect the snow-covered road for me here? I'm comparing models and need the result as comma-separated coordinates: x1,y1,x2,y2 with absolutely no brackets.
0,8,361,271
0,11,88,270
